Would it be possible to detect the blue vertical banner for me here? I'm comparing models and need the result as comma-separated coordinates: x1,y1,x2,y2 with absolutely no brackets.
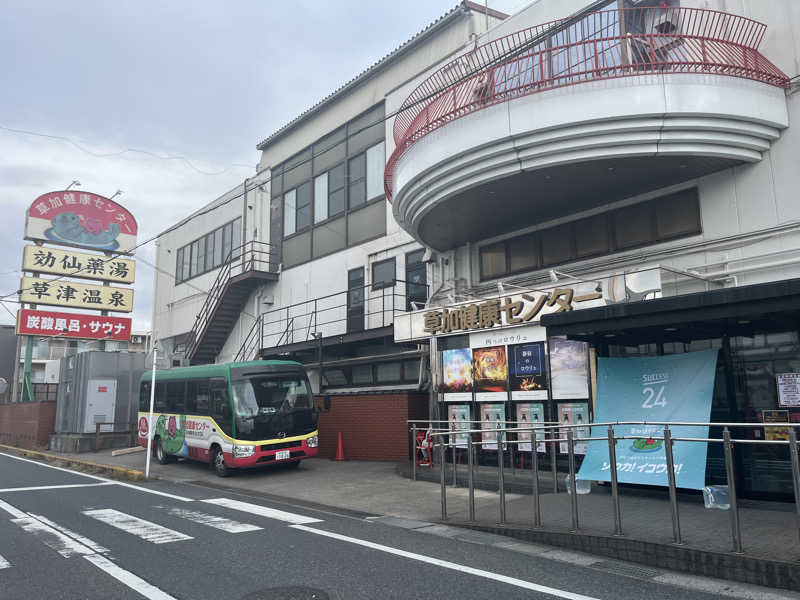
577,349,718,490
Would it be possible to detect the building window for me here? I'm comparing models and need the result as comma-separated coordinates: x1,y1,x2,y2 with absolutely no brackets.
366,141,385,200
372,257,396,290
405,249,427,310
328,163,346,216
478,187,701,280
348,153,366,208
314,173,328,223
283,189,296,236
296,181,312,232
175,217,242,284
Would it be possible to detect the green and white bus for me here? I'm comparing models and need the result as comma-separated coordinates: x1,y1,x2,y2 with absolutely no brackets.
137,360,319,476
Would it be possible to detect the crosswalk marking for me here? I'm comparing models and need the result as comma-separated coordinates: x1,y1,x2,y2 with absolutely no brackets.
159,507,262,533
201,498,322,525
11,517,95,558
83,509,192,544
0,554,10,569
84,555,178,600
30,513,109,554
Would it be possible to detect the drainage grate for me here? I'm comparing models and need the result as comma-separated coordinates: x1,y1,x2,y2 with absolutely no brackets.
593,560,661,580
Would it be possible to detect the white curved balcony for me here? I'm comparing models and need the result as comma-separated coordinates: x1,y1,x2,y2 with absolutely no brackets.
386,7,790,251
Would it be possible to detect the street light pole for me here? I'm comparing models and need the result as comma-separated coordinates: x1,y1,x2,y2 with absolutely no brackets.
145,346,158,478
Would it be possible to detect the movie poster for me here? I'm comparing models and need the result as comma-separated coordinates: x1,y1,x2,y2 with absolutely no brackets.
557,402,589,454
440,348,473,402
472,346,508,402
516,403,545,452
509,342,548,400
448,404,471,448
480,403,506,450
550,338,589,399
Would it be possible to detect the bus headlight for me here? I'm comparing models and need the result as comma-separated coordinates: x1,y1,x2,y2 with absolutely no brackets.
306,435,318,448
232,445,255,458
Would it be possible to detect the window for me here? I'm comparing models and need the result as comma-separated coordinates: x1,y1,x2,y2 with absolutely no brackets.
189,379,210,414
209,377,232,436
508,235,539,272
295,181,312,232
376,362,402,383
323,369,348,386
140,381,151,411
480,242,507,279
213,228,223,267
284,189,297,235
329,163,345,216
614,203,653,249
405,249,427,310
154,382,168,412
190,240,201,277
352,364,373,385
166,381,185,413
174,217,242,284
348,153,366,208
366,141,385,200
175,248,184,284
372,257,395,290
347,267,364,333
314,173,328,223
205,232,214,271
575,215,610,258
540,224,572,266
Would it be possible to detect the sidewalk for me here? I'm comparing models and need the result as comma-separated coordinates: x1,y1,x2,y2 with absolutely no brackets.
51,449,800,591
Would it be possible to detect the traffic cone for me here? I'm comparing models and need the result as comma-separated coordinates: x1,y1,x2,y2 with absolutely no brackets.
334,432,345,461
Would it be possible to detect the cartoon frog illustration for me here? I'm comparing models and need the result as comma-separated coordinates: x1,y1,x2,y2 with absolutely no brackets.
45,212,121,249
156,414,186,455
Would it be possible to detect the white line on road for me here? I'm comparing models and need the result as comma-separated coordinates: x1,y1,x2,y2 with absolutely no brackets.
83,509,193,544
0,451,194,502
201,498,323,525
30,513,110,554
0,482,115,493
0,498,28,518
11,517,96,558
84,554,179,600
291,525,601,600
160,506,262,533
0,554,10,569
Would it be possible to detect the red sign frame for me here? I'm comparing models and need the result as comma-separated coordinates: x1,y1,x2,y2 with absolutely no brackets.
16,308,132,341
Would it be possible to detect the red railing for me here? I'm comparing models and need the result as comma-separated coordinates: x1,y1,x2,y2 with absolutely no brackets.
385,7,789,200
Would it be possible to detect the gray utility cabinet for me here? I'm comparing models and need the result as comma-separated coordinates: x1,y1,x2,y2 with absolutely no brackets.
51,351,144,452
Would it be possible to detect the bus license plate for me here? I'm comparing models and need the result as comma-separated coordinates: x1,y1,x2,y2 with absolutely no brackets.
275,450,291,461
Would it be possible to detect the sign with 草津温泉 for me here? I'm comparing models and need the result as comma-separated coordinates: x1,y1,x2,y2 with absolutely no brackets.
25,190,138,253
18,277,133,313
577,349,718,491
22,245,135,284
16,308,132,341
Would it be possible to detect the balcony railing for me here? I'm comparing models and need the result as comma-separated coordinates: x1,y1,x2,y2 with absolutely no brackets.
385,6,789,200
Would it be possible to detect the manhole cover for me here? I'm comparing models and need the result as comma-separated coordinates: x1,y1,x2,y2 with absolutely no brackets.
239,587,331,600
593,560,661,579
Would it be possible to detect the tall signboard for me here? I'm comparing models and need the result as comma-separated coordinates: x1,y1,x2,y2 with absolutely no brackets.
16,190,137,402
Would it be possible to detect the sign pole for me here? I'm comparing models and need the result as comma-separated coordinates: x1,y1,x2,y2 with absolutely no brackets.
145,346,157,479
21,336,34,402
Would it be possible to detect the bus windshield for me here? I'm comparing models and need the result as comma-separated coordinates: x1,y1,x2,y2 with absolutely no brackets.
231,374,315,441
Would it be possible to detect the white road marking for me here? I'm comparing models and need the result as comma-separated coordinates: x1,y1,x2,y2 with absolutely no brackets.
0,554,10,569
30,513,110,554
160,506,262,533
202,498,322,525
83,509,193,544
0,482,115,493
0,498,28,518
0,451,194,502
291,525,601,600
653,573,800,600
84,554,178,600
11,517,95,558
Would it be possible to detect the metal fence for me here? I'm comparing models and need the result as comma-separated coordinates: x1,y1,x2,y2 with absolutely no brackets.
409,420,800,554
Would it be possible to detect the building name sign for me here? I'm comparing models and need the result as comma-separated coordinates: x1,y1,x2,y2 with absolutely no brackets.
22,245,136,284
16,308,132,341
19,276,134,313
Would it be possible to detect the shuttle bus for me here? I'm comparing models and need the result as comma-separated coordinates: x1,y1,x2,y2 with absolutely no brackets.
137,360,319,476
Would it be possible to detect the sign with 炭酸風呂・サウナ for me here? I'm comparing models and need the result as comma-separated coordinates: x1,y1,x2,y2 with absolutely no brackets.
21,245,135,284
18,277,133,313
16,308,132,341
577,349,718,491
25,190,138,253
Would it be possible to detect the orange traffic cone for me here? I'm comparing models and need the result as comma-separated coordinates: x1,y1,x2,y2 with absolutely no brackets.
334,432,345,461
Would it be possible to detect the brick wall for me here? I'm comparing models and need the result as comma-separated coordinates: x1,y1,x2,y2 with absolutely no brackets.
0,401,57,449
316,392,428,461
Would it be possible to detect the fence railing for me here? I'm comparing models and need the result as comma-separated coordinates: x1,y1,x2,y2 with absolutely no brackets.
385,6,789,200
409,420,800,554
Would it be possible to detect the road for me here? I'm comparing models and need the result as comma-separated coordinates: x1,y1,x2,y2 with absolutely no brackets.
0,451,793,600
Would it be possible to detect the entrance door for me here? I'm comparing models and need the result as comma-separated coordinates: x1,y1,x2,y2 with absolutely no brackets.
347,267,364,333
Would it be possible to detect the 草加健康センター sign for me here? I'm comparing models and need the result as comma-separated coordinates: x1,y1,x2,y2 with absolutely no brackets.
25,190,138,253
18,277,133,313
577,349,719,491
21,245,135,284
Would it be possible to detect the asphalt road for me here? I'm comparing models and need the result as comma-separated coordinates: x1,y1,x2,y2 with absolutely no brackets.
0,451,793,600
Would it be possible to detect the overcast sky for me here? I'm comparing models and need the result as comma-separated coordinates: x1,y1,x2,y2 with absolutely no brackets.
0,0,527,331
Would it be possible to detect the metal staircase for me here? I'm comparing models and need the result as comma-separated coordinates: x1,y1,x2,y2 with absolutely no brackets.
185,241,277,365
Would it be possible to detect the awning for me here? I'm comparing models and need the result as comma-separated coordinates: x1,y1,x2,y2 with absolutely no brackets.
541,277,800,345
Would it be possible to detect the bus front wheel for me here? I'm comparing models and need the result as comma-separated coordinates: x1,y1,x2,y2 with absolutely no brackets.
211,446,230,477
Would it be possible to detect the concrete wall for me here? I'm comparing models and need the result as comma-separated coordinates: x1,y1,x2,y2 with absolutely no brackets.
0,401,56,449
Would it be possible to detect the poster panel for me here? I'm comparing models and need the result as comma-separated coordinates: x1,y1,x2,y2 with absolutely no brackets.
448,404,471,448
777,373,800,407
516,403,545,452
480,403,506,450
16,308,132,341
577,349,718,490
473,346,508,402
509,342,548,400
22,245,135,284
550,338,589,399
557,403,589,454
19,276,133,313
25,190,138,253
763,410,790,441
440,348,473,402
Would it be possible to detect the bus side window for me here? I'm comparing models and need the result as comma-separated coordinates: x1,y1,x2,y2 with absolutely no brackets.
140,381,151,412
166,381,185,414
209,377,232,436
154,382,168,412
188,379,209,415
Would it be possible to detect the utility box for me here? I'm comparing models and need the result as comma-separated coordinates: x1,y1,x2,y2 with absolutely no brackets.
51,351,145,452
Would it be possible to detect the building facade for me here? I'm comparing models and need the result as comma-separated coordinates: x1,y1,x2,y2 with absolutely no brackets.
386,0,800,499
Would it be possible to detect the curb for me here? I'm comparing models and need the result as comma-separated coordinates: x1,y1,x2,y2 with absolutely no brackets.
0,444,148,482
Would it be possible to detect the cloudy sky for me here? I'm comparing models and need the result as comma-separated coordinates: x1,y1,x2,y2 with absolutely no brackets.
0,0,527,331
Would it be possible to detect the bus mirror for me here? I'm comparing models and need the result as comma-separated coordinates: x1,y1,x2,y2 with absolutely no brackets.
323,395,331,411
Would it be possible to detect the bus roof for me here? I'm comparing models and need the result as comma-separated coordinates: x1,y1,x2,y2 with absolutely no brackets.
139,359,304,383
